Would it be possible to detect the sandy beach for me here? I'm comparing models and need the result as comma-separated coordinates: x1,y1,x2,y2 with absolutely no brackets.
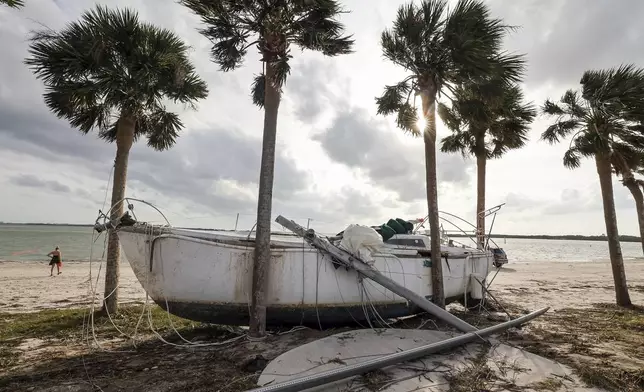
2,259,643,391
2,259,643,314
0,261,145,313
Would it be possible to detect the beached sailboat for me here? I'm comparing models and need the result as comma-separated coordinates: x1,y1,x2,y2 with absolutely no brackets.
101,204,508,327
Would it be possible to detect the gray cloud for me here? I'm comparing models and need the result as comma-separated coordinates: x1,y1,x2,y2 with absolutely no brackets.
285,57,353,125
488,0,644,89
9,174,71,193
314,108,473,202
0,0,314,222
0,97,308,215
504,183,635,217
3,0,644,236
286,60,330,123
0,59,307,218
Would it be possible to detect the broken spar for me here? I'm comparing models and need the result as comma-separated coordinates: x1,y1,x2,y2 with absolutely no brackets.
274,215,478,333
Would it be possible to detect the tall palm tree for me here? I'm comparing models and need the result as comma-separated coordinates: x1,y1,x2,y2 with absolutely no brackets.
375,0,523,307
181,0,353,337
25,5,208,314
1,0,24,8
541,64,644,307
439,79,536,249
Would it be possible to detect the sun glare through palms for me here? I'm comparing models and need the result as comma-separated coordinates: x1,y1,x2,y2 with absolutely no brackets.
416,115,426,132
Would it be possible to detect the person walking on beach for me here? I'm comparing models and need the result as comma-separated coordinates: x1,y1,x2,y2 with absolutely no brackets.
47,246,62,276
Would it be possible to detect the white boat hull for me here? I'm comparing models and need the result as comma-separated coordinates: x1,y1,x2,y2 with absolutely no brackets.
117,226,494,326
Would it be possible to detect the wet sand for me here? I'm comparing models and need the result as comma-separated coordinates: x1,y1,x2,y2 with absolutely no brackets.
1,259,643,314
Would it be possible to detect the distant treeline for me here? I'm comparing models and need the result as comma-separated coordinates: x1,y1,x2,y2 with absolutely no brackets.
1,222,641,242
451,234,642,242
0,222,93,227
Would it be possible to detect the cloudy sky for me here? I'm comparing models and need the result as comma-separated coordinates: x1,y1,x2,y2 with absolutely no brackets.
1,0,643,236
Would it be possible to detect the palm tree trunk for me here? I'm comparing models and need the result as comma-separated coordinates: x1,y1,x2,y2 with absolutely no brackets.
420,81,445,308
476,146,486,250
622,170,644,255
249,60,281,337
595,154,631,306
103,116,135,315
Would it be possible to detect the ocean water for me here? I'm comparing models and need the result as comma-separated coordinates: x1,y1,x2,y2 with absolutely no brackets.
0,225,97,262
1,224,643,263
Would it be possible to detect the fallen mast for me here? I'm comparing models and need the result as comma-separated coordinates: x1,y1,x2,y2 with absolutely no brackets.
275,215,477,333
247,307,549,392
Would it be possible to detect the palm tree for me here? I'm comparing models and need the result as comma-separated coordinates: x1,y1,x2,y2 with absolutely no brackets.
25,5,208,315
439,79,536,249
1,0,24,8
541,64,644,307
181,0,353,337
375,0,524,307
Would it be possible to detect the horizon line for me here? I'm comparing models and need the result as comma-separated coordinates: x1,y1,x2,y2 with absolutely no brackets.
0,222,639,240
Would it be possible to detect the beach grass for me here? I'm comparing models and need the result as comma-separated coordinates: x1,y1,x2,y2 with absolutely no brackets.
1,302,643,391
0,304,213,343
0,304,322,391
507,303,644,392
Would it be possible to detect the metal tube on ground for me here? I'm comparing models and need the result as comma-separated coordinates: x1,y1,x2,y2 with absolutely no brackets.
247,307,549,392
275,216,478,333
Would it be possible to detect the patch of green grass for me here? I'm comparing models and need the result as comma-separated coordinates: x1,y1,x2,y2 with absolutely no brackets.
0,304,242,374
0,307,88,342
0,305,206,343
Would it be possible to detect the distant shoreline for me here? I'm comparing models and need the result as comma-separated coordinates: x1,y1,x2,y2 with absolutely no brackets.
450,234,642,242
1,222,641,242
0,223,94,227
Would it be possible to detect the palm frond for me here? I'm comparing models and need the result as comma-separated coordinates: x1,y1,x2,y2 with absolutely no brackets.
440,133,469,156
542,67,644,171
560,90,588,118
612,140,644,168
443,0,513,82
25,5,205,144
251,73,265,108
540,120,580,144
139,108,183,151
380,29,417,73
439,79,534,160
379,0,525,138
542,99,565,116
437,101,461,131
392,3,425,53
581,64,644,119
420,0,448,37
97,122,119,143
182,0,253,71
488,51,526,85
488,118,530,158
291,0,354,56
615,125,644,151
183,0,353,100
575,132,607,157
396,102,421,136
272,53,292,89
1,0,24,8
375,80,414,116
562,147,581,169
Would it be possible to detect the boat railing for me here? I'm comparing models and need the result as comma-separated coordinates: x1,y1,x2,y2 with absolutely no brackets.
412,203,506,250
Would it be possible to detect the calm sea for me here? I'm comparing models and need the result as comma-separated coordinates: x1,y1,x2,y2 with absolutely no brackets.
1,224,643,263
